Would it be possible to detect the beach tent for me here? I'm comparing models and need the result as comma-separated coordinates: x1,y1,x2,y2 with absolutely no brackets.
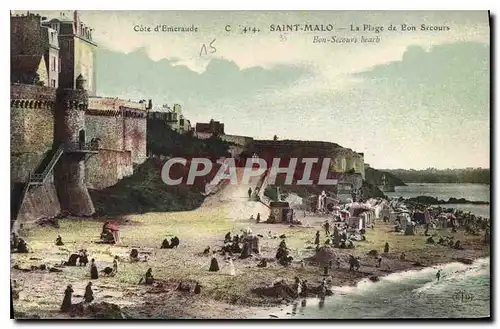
399,213,411,231
347,217,363,230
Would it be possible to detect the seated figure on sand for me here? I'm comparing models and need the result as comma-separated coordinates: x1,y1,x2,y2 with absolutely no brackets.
55,235,64,246
78,249,89,266
161,238,170,249
209,257,220,272
130,249,140,262
11,232,19,251
16,238,29,253
224,232,232,244
170,236,180,248
138,268,154,285
63,253,80,266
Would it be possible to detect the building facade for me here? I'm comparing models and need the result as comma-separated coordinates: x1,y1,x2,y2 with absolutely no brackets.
11,11,148,227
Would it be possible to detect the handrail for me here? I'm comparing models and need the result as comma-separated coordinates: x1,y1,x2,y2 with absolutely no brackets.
40,145,64,178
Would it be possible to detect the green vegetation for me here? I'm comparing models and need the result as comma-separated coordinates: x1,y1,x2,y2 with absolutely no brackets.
384,168,490,184
89,158,206,217
147,118,231,160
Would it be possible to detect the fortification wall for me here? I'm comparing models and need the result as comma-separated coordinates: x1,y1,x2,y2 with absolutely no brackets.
124,116,147,164
220,134,253,147
88,97,146,112
88,97,120,111
11,153,49,183
11,83,56,183
85,114,124,150
87,96,147,163
86,149,133,189
15,173,61,227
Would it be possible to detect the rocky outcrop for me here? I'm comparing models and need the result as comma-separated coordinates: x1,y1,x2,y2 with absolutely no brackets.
405,195,489,205
364,167,407,187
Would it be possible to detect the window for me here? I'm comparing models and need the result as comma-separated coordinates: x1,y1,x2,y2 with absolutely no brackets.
52,57,57,71
51,23,59,32
58,57,61,73
51,79,56,88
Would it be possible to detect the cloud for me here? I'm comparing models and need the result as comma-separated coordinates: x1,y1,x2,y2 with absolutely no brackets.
217,41,490,169
96,47,312,106
354,42,489,117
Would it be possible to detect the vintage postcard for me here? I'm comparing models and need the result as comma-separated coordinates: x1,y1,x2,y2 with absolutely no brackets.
10,10,490,319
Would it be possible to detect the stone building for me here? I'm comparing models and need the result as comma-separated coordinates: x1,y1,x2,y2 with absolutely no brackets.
41,11,97,94
11,12,60,87
10,11,148,228
148,104,192,134
195,119,225,137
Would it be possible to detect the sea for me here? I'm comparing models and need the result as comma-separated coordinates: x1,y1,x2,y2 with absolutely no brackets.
386,183,490,218
254,183,491,319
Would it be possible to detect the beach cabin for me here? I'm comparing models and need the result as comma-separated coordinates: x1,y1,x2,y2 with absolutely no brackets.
399,213,411,231
347,217,363,230
268,201,290,223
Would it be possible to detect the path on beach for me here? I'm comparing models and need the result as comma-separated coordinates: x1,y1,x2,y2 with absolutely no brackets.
201,167,270,221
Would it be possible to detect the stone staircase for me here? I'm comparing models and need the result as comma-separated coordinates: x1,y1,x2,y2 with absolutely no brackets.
13,145,64,222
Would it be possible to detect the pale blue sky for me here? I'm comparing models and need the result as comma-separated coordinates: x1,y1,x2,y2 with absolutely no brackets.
24,10,490,169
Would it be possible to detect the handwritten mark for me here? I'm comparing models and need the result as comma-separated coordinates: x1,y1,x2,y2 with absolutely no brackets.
200,38,217,57
452,290,474,303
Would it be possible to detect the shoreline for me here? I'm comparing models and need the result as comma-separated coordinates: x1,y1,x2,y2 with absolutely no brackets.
249,256,490,319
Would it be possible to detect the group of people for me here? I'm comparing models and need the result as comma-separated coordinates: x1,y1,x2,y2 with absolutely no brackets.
11,232,29,253
315,222,356,250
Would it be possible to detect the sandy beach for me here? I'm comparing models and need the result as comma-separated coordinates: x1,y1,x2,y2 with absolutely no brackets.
11,199,490,319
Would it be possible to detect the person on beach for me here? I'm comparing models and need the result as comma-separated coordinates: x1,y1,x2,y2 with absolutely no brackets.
90,258,98,279
60,285,74,312
224,232,232,243
194,282,201,294
377,256,382,268
323,221,330,235
228,258,236,276
55,235,64,246
294,277,302,298
11,232,19,250
161,238,170,249
84,282,94,303
314,231,320,245
78,249,89,266
113,256,119,274
248,187,252,200
436,269,442,282
209,257,220,272
384,242,390,253
138,268,154,285
301,280,308,297
130,249,140,262
16,238,29,253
